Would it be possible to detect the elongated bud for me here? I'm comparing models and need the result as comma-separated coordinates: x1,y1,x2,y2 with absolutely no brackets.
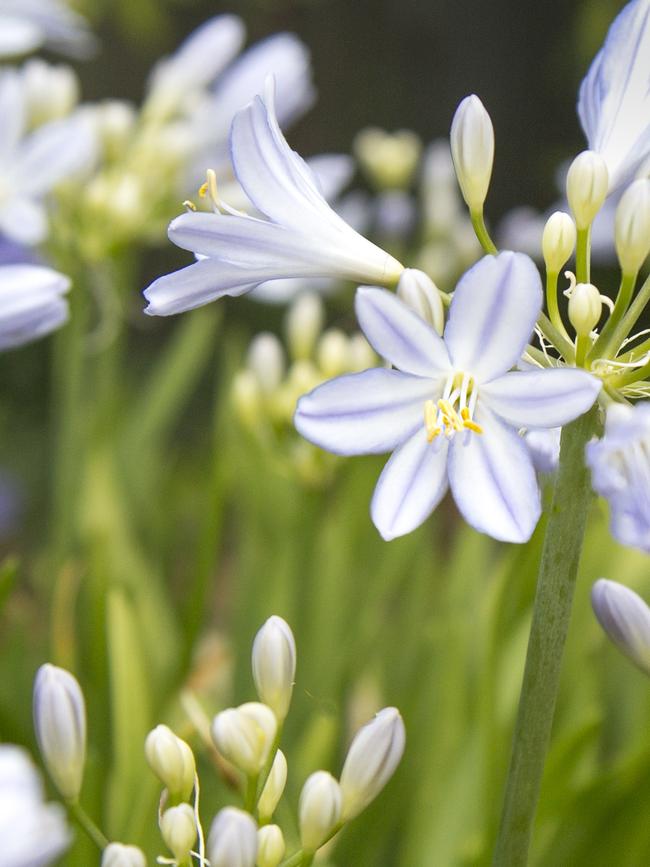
208,807,258,867
615,178,650,274
101,843,147,867
316,329,350,378
247,334,285,395
450,94,495,212
144,725,195,802
566,275,602,336
566,150,609,229
299,771,343,853
396,269,444,334
252,616,296,722
286,293,325,361
339,707,405,821
542,211,576,274
591,579,650,675
160,803,197,863
33,664,86,800
257,749,287,822
256,824,285,867
211,702,277,777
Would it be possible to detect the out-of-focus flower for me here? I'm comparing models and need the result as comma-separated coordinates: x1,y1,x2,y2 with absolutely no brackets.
208,807,258,867
354,127,421,190
252,616,296,722
295,253,601,542
0,744,70,867
0,0,95,59
524,428,561,474
450,94,494,213
592,578,650,674
101,843,147,867
0,264,70,350
0,69,96,244
20,58,79,127
143,79,404,315
586,401,650,553
211,702,277,777
298,771,342,853
144,724,196,802
339,708,405,821
578,0,650,192
32,664,86,801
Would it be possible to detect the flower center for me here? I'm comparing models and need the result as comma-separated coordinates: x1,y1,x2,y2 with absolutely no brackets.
424,371,483,442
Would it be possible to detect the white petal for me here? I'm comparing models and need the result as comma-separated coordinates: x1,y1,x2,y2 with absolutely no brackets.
0,69,25,161
0,263,70,349
481,368,602,428
371,427,449,540
15,112,96,195
0,197,48,245
444,252,542,382
143,258,259,315
0,16,41,57
306,153,354,201
294,368,437,455
355,287,451,378
578,0,650,190
448,405,541,542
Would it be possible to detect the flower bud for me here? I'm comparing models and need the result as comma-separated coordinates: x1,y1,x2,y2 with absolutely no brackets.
101,843,147,867
247,334,286,395
591,579,650,675
286,292,325,361
354,127,421,190
257,749,287,822
397,269,445,334
347,334,376,372
566,150,609,229
160,804,197,863
256,824,285,867
339,707,405,821
144,725,195,802
208,807,258,867
298,771,342,853
96,100,137,162
542,211,577,274
252,616,297,722
450,94,495,212
211,702,277,777
615,178,650,274
22,60,79,126
232,370,262,430
316,329,350,378
567,280,602,337
33,664,86,800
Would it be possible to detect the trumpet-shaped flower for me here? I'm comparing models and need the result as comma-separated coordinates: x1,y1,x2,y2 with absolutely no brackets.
586,401,650,553
0,264,70,350
0,0,95,59
295,252,602,542
578,0,650,191
143,79,403,315
591,578,650,675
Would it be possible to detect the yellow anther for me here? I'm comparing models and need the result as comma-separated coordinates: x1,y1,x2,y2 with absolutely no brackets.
182,199,197,212
463,419,484,435
424,400,441,441
198,181,208,198
437,399,463,431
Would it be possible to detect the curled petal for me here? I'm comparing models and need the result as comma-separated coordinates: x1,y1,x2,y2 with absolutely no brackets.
448,405,541,542
371,427,449,540
444,252,542,383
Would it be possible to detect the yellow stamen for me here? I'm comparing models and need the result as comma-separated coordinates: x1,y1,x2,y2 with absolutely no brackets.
424,400,441,441
198,181,208,198
437,399,463,431
463,419,484,435
183,199,197,212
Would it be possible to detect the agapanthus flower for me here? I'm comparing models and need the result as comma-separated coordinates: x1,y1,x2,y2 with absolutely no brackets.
0,69,96,244
0,0,94,59
586,401,650,553
0,263,70,349
295,252,601,542
591,578,650,675
143,79,403,315
578,0,650,192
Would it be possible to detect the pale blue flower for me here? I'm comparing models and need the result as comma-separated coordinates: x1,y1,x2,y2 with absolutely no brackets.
578,0,650,191
591,578,650,675
295,252,602,542
143,80,403,315
586,401,650,552
0,263,70,349
0,0,95,59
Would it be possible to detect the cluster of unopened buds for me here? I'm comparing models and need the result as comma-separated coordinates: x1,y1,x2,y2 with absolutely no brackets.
25,616,405,866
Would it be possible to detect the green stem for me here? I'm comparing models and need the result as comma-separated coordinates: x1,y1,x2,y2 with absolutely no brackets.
593,271,650,363
575,226,591,283
279,852,307,867
492,406,598,867
66,799,109,851
537,312,576,364
470,209,498,255
588,271,638,363
545,271,572,344
244,773,259,813
575,334,591,367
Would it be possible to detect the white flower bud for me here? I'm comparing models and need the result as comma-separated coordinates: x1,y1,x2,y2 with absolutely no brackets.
33,664,86,800
566,150,609,229
208,807,258,867
231,370,262,430
211,703,277,777
339,707,405,821
298,771,343,853
252,616,297,722
591,579,650,675
316,329,350,378
450,94,495,212
286,293,325,361
567,280,602,337
347,334,376,372
22,60,79,126
257,750,287,822
256,824,285,867
542,211,577,274
397,268,445,334
144,725,195,802
160,804,197,862
247,334,286,395
101,842,147,867
615,178,650,274
354,127,421,189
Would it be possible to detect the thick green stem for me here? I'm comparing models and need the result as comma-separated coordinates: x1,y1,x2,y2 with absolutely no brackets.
470,209,498,255
588,271,638,362
575,226,591,283
66,799,109,851
492,406,598,867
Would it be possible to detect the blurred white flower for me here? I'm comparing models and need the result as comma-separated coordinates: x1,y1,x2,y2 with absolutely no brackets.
0,264,70,350
0,0,95,59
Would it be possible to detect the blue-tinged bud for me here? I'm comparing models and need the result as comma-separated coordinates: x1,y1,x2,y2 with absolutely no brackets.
208,807,257,867
592,579,650,675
